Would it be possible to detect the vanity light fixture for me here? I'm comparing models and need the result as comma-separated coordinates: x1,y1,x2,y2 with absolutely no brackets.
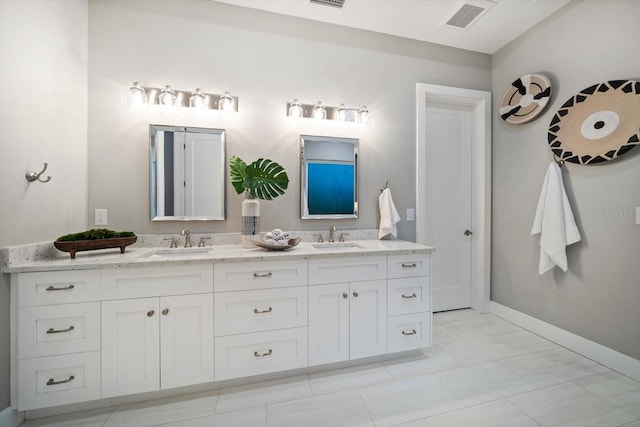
127,82,239,113
286,99,369,126
312,101,327,120
159,85,177,107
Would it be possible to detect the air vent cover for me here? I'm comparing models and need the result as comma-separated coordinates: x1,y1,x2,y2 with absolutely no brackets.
443,1,495,30
310,0,346,9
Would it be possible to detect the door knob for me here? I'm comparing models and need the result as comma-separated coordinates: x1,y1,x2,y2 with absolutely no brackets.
464,229,473,236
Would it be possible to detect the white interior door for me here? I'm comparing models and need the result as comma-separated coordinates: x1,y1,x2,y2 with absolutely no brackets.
416,83,491,314
424,102,473,311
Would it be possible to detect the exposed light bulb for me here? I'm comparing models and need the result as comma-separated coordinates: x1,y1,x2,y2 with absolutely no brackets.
313,101,326,120
159,85,177,107
127,81,146,111
189,88,207,109
336,103,348,122
358,105,369,126
288,99,303,118
219,91,235,112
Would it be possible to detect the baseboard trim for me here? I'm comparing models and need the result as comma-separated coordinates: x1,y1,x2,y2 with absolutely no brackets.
0,406,23,427
490,301,640,382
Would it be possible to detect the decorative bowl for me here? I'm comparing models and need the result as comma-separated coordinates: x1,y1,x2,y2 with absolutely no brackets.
248,237,301,251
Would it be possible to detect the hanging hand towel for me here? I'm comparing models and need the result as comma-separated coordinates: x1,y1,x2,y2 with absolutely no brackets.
379,188,401,239
530,162,581,274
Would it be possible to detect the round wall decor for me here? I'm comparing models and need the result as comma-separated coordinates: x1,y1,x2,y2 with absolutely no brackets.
547,80,640,165
499,73,552,124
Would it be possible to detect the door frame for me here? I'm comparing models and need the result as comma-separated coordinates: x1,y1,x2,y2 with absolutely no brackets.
416,83,491,313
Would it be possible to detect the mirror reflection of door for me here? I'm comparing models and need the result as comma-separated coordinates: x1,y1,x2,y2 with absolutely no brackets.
150,126,226,221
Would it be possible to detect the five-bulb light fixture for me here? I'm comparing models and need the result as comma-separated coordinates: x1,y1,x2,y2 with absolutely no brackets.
287,99,369,126
127,82,238,113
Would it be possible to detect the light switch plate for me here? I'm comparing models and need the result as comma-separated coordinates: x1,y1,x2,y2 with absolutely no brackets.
636,207,640,225
95,209,108,226
407,208,415,221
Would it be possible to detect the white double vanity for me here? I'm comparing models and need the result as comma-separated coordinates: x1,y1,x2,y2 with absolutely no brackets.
5,239,433,412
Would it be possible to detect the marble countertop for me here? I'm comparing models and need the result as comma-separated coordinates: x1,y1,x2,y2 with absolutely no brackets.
2,239,435,273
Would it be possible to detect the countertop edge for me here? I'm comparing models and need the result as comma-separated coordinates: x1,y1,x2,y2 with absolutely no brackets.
3,241,435,274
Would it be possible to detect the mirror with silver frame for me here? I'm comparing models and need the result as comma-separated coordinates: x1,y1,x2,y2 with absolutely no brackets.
150,125,226,221
300,135,358,219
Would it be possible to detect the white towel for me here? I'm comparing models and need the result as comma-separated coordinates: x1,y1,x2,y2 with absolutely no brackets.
378,188,401,239
530,162,581,274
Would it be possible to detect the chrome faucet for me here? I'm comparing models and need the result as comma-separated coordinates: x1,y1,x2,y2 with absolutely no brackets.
180,229,192,248
328,226,337,243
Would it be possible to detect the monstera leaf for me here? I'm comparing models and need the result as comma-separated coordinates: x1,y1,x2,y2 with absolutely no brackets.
229,156,289,201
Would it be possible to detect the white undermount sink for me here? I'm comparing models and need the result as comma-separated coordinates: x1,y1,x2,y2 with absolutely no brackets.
311,242,365,250
139,248,211,259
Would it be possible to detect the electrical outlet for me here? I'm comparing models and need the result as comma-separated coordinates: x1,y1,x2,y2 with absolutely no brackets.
407,208,415,221
95,209,108,226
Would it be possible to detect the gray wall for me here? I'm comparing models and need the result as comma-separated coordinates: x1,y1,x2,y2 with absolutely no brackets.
491,0,640,360
0,0,88,410
87,0,491,239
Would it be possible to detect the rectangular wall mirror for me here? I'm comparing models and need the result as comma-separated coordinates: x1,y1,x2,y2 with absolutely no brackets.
150,125,226,221
300,135,358,219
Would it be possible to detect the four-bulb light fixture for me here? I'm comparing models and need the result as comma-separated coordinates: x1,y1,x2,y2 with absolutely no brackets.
127,82,238,113
287,99,369,126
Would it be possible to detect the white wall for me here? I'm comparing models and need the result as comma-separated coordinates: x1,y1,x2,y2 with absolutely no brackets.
87,0,491,239
0,0,88,410
491,0,640,360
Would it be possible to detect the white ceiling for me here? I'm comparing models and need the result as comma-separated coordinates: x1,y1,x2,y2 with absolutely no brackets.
213,0,571,54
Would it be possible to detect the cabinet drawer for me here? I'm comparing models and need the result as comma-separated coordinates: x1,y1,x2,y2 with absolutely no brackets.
17,351,101,411
215,327,307,381
387,313,431,353
215,287,307,336
388,277,431,315
17,270,100,307
308,256,386,285
387,254,430,279
19,302,100,359
102,265,213,299
214,260,307,292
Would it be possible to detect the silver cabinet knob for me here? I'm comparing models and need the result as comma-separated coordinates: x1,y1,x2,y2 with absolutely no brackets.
464,229,473,236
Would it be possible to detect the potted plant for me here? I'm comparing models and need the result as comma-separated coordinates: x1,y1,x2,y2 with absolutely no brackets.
229,156,289,246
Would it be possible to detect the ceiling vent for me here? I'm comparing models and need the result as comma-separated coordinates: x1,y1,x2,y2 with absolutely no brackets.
310,0,346,9
443,1,496,30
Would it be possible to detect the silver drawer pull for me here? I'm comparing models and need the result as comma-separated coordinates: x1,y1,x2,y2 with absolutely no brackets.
253,272,273,278
254,349,273,357
402,329,417,336
46,284,75,291
401,263,417,268
46,375,75,386
254,307,273,314
46,325,75,334
401,293,417,299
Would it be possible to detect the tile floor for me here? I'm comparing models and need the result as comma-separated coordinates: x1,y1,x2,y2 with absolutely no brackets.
20,309,640,427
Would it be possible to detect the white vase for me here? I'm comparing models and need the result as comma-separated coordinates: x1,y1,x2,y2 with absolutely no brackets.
241,191,260,248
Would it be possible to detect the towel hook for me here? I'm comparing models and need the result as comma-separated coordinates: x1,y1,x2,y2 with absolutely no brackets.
554,156,565,168
380,181,389,193
26,163,52,183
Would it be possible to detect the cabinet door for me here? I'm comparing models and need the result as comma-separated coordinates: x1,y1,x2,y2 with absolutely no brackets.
102,298,159,398
350,280,387,359
308,283,349,366
160,294,214,389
